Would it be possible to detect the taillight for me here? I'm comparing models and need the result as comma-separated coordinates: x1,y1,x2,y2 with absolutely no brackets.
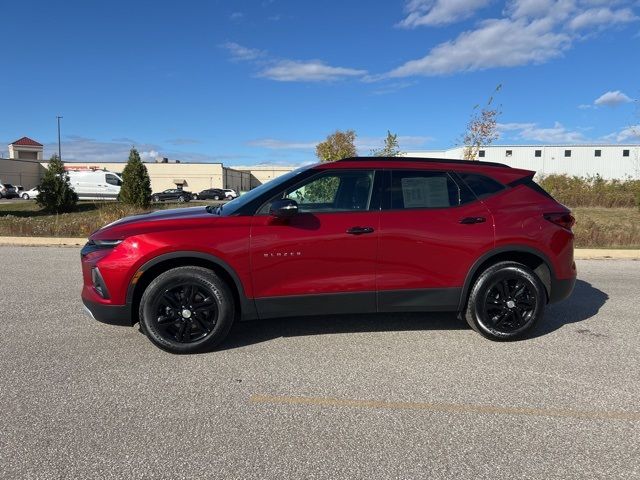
544,212,575,230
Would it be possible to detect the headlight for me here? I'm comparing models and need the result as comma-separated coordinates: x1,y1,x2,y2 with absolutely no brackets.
81,239,123,257
93,239,123,247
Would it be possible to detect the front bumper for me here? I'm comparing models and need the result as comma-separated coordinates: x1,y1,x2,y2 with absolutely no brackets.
82,297,132,326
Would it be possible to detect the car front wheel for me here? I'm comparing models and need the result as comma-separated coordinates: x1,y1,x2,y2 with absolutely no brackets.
464,261,545,341
139,266,235,353
22,193,30,200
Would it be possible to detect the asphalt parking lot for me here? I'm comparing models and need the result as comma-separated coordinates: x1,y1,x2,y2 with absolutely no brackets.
1,246,638,479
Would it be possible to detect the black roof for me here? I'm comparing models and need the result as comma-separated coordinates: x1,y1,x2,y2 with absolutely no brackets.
337,156,511,168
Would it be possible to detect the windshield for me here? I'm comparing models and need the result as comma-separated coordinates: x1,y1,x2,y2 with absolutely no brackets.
217,165,312,216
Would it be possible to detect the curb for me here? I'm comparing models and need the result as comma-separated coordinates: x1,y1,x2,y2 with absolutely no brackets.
574,249,640,260
0,236,86,247
0,236,638,259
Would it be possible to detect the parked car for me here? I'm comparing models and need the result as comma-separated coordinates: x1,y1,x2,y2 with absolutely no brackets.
0,184,19,199
151,189,192,203
21,187,39,200
67,170,123,200
223,189,238,200
194,188,227,201
81,157,576,353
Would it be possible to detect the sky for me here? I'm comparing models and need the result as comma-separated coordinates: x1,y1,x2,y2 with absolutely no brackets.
1,0,639,165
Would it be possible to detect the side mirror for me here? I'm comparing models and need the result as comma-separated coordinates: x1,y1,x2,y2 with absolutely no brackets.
270,198,298,219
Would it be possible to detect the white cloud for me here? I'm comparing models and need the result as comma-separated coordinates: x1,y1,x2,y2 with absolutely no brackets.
498,121,587,143
398,0,492,28
386,0,639,77
388,17,570,76
246,135,432,153
247,138,318,149
38,136,246,164
356,135,432,151
594,90,634,107
569,7,638,30
220,42,266,62
229,12,244,21
221,42,366,83
258,60,367,82
610,125,640,142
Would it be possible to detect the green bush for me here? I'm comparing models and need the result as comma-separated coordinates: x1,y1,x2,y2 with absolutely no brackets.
119,148,152,208
36,154,78,213
538,174,640,209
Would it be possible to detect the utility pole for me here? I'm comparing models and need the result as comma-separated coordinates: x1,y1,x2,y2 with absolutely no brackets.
56,116,63,160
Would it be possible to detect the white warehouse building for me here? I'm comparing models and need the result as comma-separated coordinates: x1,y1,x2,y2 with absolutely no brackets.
404,145,640,179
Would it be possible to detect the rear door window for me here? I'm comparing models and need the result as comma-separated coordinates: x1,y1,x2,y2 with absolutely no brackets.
389,171,463,209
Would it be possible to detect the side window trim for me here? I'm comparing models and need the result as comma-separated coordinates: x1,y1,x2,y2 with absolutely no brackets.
255,169,381,215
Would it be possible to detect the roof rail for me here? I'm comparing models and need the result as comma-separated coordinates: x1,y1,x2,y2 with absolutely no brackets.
337,156,511,168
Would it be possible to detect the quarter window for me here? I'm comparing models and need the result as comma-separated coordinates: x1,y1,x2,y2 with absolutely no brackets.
390,171,462,209
457,173,504,199
281,170,374,213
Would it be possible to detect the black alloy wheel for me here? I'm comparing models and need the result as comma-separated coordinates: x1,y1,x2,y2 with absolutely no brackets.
139,266,235,353
152,282,218,343
464,261,545,340
482,277,536,333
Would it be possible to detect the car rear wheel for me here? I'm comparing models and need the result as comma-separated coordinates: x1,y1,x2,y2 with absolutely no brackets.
139,266,234,353
464,261,545,341
213,195,220,200
22,193,29,200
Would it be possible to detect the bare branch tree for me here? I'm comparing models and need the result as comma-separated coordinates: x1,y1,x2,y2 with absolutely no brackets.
371,131,402,157
461,84,502,160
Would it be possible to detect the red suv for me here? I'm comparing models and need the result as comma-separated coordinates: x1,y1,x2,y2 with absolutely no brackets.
81,157,576,353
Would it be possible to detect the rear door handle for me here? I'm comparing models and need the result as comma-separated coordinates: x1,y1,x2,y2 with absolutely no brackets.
459,216,486,224
346,226,375,235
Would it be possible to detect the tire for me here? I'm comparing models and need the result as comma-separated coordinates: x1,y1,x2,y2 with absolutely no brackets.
139,266,235,353
22,193,29,200
152,195,160,202
464,261,545,341
177,196,185,203
213,195,220,201
226,196,233,200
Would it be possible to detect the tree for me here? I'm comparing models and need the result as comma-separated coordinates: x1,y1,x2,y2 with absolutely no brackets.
371,131,401,157
36,154,78,213
119,148,152,207
461,84,502,160
315,129,357,162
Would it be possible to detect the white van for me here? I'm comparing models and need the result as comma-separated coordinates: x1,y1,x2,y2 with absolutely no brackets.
67,170,123,200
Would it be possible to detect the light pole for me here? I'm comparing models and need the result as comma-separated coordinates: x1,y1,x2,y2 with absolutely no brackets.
56,116,63,160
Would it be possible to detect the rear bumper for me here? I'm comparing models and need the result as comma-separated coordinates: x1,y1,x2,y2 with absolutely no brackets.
82,297,132,326
549,276,576,304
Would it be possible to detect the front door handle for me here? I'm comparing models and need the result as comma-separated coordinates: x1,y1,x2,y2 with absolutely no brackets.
346,226,375,235
459,216,486,224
